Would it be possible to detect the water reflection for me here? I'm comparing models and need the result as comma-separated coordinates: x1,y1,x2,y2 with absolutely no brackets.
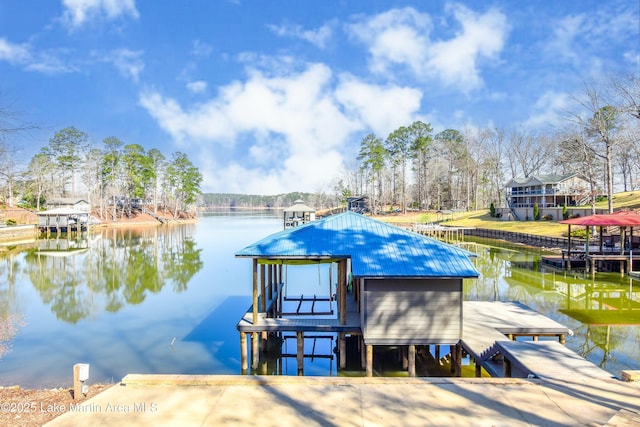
1,218,640,387
464,237,640,375
23,226,202,323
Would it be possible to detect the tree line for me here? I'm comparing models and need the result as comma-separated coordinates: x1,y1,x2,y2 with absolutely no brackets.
337,74,639,214
201,192,329,209
1,126,202,220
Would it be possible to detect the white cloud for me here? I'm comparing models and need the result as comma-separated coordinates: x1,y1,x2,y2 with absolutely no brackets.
139,62,424,194
0,37,77,73
186,80,208,93
428,4,509,92
268,22,333,49
545,14,584,64
62,0,139,28
545,3,638,70
347,5,509,92
97,49,144,81
523,91,572,129
347,7,430,75
335,74,422,137
0,38,31,64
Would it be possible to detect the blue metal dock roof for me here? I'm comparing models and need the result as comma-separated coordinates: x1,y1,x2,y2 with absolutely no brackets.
236,211,479,278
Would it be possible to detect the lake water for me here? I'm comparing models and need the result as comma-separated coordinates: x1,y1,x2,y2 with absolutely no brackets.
1,213,639,388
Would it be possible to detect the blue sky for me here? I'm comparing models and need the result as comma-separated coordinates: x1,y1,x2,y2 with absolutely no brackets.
1,1,638,194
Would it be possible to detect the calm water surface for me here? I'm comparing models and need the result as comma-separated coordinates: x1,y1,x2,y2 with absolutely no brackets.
0,213,639,387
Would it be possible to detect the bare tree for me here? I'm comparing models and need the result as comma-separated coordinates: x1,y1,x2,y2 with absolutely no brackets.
506,129,554,178
571,83,620,213
557,127,601,214
0,100,40,207
611,73,640,121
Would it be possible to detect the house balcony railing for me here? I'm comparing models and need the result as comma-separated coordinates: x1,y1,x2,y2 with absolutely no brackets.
506,188,558,196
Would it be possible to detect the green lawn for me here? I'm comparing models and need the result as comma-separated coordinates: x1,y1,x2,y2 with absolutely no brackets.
381,191,640,239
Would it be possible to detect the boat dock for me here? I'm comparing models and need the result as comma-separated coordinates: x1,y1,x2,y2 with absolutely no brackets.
480,340,613,380
239,297,615,381
460,301,614,380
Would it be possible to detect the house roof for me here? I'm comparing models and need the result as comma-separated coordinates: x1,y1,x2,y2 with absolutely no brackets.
560,211,640,227
37,208,88,216
236,211,479,279
505,173,581,188
283,199,315,213
48,198,89,205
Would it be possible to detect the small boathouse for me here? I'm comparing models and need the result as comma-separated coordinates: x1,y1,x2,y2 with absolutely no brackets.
37,208,89,236
557,211,640,275
282,199,315,228
235,211,480,376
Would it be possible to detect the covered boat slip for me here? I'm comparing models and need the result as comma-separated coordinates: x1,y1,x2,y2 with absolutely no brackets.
235,211,479,376
558,211,640,276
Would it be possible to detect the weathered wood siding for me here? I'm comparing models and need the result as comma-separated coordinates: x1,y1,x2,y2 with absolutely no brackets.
361,278,462,345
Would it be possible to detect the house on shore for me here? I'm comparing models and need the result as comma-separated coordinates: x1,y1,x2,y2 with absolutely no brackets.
46,198,91,213
505,173,592,209
503,173,594,220
235,211,479,376
37,198,91,234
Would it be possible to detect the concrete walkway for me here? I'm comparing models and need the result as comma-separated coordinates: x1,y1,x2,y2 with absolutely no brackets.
45,375,640,426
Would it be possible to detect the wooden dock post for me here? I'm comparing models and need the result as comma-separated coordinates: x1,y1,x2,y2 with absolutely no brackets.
456,345,462,376
260,264,266,312
261,331,268,352
252,260,258,324
366,345,373,377
408,345,416,377
268,265,273,301
251,332,259,370
339,333,346,369
401,347,408,370
296,331,304,375
450,345,456,373
240,333,248,374
450,345,462,376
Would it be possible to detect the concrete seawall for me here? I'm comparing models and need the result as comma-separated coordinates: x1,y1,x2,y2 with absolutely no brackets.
0,224,36,243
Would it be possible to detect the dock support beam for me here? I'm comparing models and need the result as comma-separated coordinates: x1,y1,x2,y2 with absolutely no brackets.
268,265,273,301
251,332,259,370
252,259,258,324
339,259,347,325
366,345,373,377
260,264,266,312
408,345,416,377
339,333,346,369
296,331,304,375
240,333,248,374
450,345,462,376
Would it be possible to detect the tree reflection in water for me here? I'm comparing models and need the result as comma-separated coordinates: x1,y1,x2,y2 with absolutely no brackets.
24,225,202,323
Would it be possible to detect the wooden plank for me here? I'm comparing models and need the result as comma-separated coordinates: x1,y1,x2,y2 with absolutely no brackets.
495,340,613,380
